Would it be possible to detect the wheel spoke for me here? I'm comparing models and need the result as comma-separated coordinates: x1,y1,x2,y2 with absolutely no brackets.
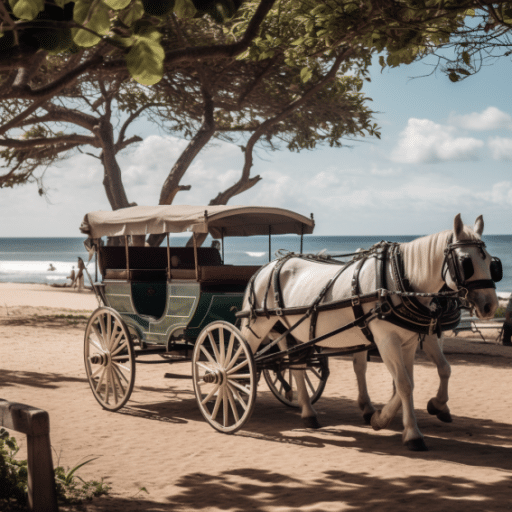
92,324,106,349
110,367,119,404
106,312,112,349
226,387,240,423
309,367,322,380
90,365,103,379
207,332,221,363
97,315,107,347
228,373,251,379
210,389,223,422
226,359,248,375
225,332,235,367
111,341,128,357
196,361,216,374
229,379,251,396
200,345,217,365
225,345,243,372
223,388,229,427
112,361,130,382
95,367,107,395
104,366,111,404
305,372,315,394
88,336,103,353
111,365,126,395
109,328,123,352
219,328,225,365
200,383,221,405
227,382,248,411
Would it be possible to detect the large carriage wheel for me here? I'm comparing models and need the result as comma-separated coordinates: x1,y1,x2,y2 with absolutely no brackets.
192,321,257,434
84,307,136,412
263,356,329,408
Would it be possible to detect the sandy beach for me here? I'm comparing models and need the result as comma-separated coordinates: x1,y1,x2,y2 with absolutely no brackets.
1,282,512,511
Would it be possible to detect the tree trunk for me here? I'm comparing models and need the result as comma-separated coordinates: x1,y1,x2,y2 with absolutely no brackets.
94,117,131,210
147,88,215,247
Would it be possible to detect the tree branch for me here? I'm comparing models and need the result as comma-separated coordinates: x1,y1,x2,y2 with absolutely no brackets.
0,134,98,148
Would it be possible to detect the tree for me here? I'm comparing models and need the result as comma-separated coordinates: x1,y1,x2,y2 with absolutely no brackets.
0,1,378,229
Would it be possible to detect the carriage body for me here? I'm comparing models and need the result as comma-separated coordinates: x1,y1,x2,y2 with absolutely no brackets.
81,204,323,431
96,244,258,348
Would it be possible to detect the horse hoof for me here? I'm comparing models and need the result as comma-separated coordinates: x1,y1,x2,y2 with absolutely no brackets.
427,398,441,416
370,411,383,431
427,399,452,422
363,412,375,425
405,438,429,452
303,417,321,429
436,410,453,423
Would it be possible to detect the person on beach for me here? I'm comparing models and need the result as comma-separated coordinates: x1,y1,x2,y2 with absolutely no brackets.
503,294,512,346
75,259,85,292
47,263,56,271
66,266,76,287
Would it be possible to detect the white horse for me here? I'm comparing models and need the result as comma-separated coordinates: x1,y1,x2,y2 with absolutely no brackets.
241,214,498,451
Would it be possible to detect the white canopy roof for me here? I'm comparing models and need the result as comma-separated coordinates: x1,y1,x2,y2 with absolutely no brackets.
80,205,315,239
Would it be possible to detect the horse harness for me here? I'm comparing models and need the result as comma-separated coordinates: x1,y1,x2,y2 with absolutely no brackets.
240,238,502,361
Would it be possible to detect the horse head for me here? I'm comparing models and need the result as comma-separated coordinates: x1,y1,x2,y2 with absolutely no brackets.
443,214,500,319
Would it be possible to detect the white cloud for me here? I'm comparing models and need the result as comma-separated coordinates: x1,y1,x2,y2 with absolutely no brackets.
449,107,512,131
488,137,512,161
391,118,484,164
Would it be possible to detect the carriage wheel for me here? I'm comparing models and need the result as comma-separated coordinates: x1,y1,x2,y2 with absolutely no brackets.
84,307,135,412
192,321,257,434
263,356,329,408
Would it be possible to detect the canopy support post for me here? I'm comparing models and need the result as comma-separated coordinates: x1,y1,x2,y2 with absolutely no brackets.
300,224,304,254
166,234,171,280
268,225,271,262
124,236,130,278
221,227,225,263
193,233,199,281
95,241,99,282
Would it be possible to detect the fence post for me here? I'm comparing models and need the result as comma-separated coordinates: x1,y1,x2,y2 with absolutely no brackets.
0,399,58,512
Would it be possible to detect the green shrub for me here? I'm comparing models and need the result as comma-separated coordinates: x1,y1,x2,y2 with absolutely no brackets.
0,428,110,511
495,306,506,318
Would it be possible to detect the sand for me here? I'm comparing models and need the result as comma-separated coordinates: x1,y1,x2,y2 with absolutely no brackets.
1,282,512,511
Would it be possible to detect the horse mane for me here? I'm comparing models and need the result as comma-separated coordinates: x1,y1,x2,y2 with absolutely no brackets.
400,223,480,292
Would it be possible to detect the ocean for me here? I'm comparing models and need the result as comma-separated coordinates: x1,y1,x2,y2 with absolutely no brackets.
1,235,511,293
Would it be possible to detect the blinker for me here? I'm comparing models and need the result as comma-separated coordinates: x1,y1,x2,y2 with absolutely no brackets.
490,257,503,282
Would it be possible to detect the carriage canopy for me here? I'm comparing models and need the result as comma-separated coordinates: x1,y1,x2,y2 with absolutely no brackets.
80,205,315,239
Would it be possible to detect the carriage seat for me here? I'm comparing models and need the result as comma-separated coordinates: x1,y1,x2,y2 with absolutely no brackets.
100,246,222,280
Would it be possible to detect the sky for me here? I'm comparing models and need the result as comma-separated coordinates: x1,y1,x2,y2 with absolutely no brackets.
1,54,511,237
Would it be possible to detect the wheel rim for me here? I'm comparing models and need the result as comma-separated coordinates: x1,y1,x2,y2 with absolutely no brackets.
84,308,135,411
192,321,257,434
263,357,328,408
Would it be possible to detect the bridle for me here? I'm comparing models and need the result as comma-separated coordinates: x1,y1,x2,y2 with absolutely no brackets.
442,235,502,295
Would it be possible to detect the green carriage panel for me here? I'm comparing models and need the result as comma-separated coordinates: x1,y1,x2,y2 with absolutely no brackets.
185,290,245,339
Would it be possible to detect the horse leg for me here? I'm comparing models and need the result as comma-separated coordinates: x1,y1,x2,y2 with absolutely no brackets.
292,367,321,429
422,334,452,423
371,334,427,451
273,334,320,429
352,351,376,424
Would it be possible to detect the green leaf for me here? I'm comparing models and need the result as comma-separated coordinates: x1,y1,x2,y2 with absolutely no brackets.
174,0,196,18
126,26,165,85
9,0,44,20
378,55,386,68
73,0,111,47
462,50,470,66
300,66,312,83
120,0,144,25
104,0,131,9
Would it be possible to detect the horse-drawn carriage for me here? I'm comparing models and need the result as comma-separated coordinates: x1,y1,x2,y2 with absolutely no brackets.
81,206,502,449
80,205,328,433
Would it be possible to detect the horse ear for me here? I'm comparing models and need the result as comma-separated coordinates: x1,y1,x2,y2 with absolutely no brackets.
453,213,464,239
474,215,484,236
